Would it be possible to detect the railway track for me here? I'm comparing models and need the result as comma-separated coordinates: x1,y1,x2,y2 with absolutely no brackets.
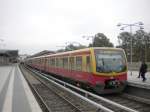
101,94,150,112
20,65,104,112
20,64,150,112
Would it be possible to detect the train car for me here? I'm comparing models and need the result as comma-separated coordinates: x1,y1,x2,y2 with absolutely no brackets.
25,47,127,94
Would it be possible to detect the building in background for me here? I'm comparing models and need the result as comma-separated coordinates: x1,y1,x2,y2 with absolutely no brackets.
29,50,55,58
19,54,29,62
0,50,18,65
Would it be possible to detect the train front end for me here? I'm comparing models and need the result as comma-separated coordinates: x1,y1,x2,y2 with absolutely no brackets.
91,48,127,94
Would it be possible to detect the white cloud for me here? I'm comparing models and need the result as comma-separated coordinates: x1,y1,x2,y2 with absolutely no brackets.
0,0,150,54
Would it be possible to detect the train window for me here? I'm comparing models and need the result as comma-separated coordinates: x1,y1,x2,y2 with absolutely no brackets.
56,58,59,67
63,57,68,69
39,59,40,64
39,59,41,64
49,58,51,66
49,58,55,67
35,60,36,64
46,58,48,65
38,59,39,64
59,58,63,68
36,59,37,64
48,58,51,66
41,58,43,65
45,58,47,66
76,56,82,71
69,57,75,70
95,52,126,73
51,58,55,67
41,58,45,65
86,56,91,72
43,58,45,65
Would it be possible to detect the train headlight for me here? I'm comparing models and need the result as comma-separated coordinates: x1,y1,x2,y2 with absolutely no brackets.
110,76,114,79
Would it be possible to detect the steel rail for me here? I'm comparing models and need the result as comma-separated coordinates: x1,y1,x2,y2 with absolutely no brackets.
21,65,85,112
19,65,52,112
27,66,138,112
24,65,114,112
27,69,84,112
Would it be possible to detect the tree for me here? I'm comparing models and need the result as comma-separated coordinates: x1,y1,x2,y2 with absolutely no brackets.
117,30,150,62
117,32,131,61
133,30,145,61
134,30,150,62
57,44,87,52
89,33,114,47
56,49,65,53
65,44,87,51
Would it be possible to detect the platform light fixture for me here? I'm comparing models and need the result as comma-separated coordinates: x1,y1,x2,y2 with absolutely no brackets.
117,22,144,75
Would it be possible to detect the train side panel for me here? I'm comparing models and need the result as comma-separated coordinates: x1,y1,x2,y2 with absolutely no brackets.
25,47,127,94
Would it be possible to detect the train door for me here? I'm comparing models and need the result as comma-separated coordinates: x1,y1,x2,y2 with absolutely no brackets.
56,57,59,73
69,57,74,71
86,55,91,73
48,57,51,72
69,57,75,77
44,57,48,72
76,56,82,71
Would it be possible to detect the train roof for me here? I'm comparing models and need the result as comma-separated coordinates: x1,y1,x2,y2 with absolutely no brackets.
26,47,124,60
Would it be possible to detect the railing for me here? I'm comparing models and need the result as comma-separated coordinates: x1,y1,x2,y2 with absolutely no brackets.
25,65,138,112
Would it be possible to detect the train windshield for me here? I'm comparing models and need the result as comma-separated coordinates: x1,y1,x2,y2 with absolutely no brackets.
95,49,126,73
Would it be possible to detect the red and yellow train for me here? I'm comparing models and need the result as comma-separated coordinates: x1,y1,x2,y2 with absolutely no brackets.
25,47,127,94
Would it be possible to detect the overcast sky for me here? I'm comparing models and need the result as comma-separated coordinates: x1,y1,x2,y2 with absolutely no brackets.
0,0,150,55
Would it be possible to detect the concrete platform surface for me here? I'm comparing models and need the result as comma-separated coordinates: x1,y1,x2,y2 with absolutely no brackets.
127,71,150,89
1,64,149,112
0,65,42,112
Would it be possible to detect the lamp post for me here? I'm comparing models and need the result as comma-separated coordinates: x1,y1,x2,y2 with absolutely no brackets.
82,35,94,47
117,22,144,75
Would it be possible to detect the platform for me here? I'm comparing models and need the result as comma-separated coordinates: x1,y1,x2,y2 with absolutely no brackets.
0,65,42,112
127,71,150,89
